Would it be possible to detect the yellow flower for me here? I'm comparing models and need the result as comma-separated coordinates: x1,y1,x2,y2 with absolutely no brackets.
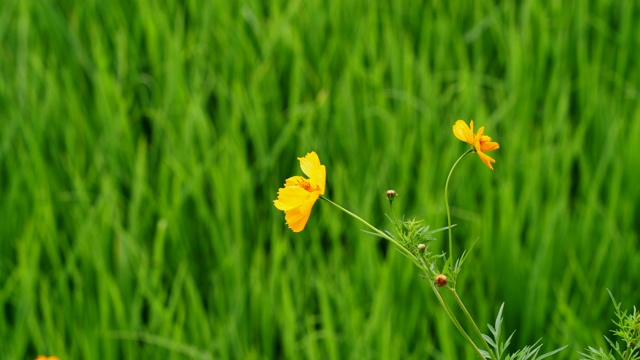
453,120,500,170
35,356,60,360
274,151,326,232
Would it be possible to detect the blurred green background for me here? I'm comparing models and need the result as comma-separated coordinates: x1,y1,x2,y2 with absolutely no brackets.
1,0,639,358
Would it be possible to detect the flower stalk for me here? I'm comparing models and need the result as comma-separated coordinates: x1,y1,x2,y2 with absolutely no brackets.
272,119,523,358
449,287,497,359
444,148,473,277
320,196,421,268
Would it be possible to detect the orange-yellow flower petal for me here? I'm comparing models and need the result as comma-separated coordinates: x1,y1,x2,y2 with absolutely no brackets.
274,185,315,211
453,120,475,145
283,176,309,189
473,126,486,152
479,136,500,152
298,152,326,194
274,151,326,232
477,150,496,170
454,120,500,170
283,192,320,232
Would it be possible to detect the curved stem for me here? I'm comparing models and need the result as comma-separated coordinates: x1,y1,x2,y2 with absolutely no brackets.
432,286,485,358
419,259,486,358
449,288,495,359
445,149,474,277
321,190,488,358
320,196,420,266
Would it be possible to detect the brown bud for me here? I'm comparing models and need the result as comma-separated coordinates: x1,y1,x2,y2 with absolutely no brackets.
417,244,427,252
434,274,448,287
386,189,397,200
386,190,397,205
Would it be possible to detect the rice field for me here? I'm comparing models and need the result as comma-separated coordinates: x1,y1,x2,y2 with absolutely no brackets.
1,0,639,358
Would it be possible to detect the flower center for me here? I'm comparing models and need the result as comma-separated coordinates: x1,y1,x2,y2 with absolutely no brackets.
292,177,313,191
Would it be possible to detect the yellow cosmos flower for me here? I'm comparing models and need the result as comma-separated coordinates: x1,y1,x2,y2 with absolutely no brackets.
35,356,60,360
274,151,326,232
453,120,500,170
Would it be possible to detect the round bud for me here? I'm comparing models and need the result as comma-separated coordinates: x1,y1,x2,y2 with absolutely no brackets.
386,190,397,201
417,243,427,252
434,274,448,287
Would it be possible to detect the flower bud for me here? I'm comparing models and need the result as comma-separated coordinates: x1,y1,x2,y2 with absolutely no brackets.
386,190,397,203
417,243,426,252
434,274,448,287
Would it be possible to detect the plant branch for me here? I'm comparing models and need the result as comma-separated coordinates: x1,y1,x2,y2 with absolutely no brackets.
444,149,473,279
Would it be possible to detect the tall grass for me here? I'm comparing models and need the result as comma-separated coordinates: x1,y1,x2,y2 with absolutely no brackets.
1,0,639,358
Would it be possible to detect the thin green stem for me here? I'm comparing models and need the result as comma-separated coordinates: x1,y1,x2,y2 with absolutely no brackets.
321,186,489,358
432,286,485,358
320,196,419,266
445,149,473,277
449,288,495,359
389,202,398,227
419,259,486,358
388,201,404,236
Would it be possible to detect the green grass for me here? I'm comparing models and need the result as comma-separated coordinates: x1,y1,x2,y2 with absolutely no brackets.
1,0,639,358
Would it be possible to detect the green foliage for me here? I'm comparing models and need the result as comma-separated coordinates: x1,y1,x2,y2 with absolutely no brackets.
581,291,640,360
581,348,616,360
1,0,639,358
482,304,567,359
386,213,446,253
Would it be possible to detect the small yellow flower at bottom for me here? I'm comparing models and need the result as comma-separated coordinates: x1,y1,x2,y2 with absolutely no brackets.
274,151,326,232
452,120,500,170
35,356,60,360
